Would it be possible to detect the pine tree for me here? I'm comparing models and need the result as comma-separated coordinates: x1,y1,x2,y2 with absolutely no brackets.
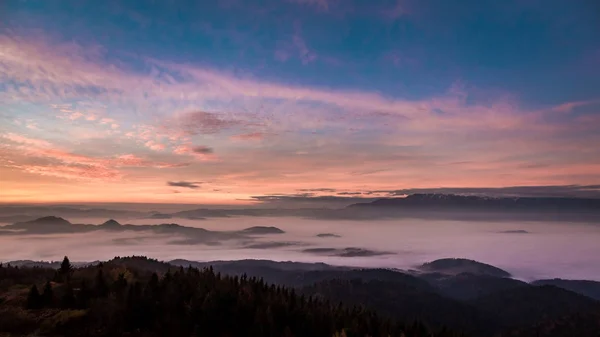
61,283,76,309
78,280,91,308
95,269,108,297
42,281,54,307
113,273,128,301
26,285,42,309
59,256,73,281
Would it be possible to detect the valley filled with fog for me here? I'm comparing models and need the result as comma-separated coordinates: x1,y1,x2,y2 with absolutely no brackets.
2,216,599,281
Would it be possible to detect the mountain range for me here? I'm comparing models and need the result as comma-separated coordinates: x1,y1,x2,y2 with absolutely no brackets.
2,194,600,224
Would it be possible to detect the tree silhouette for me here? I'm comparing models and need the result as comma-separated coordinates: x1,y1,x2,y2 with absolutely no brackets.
26,285,41,309
61,283,76,309
60,256,72,276
94,268,108,297
42,280,54,307
78,280,91,309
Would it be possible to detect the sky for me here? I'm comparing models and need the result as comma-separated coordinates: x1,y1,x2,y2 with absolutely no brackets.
1,0,599,204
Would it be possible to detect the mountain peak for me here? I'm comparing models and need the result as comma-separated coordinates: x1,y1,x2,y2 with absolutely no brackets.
101,219,121,227
24,216,71,226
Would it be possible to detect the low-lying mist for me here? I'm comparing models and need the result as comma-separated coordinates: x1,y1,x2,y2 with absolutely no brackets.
2,216,599,281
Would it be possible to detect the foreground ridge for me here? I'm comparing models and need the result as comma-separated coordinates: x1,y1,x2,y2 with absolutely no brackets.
0,255,465,337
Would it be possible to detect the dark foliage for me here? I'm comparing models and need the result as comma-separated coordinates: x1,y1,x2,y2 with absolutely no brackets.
0,262,56,291
26,285,42,309
3,256,600,337
2,256,466,337
469,285,600,329
59,256,73,281
43,280,55,306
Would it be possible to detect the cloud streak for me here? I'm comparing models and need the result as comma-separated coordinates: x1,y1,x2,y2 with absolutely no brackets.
167,181,202,189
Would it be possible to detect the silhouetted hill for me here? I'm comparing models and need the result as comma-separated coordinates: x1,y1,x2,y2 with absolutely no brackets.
507,309,600,337
147,213,174,219
469,285,600,329
3,260,93,269
0,217,289,247
418,258,511,278
4,256,600,336
302,278,492,335
170,259,335,272
241,226,285,234
0,205,143,221
9,216,75,233
104,256,173,274
421,273,529,300
348,194,600,211
14,216,71,227
0,256,462,337
532,279,600,300
344,194,600,221
99,219,121,227
316,233,341,238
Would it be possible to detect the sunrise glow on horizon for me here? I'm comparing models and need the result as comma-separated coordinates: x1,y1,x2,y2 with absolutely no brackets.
1,0,599,204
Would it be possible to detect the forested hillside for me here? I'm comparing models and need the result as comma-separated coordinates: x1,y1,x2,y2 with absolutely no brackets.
0,256,464,337
1,256,599,337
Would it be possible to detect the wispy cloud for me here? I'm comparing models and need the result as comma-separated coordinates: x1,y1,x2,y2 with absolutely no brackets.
0,133,188,180
1,32,599,201
230,132,266,141
160,110,242,136
274,22,318,65
167,181,202,189
191,146,214,154
173,144,217,161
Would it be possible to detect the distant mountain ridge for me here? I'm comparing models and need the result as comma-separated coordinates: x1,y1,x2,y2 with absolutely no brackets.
0,216,288,247
532,279,600,300
347,193,600,212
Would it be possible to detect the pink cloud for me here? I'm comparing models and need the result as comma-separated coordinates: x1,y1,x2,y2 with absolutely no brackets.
292,28,317,65
1,133,188,180
0,33,440,121
69,112,85,120
1,34,599,197
163,110,241,136
230,132,266,141
2,133,53,148
144,140,166,151
18,164,122,180
0,32,535,135
551,100,599,113
173,144,217,161
25,121,39,130
100,117,114,123
275,23,317,65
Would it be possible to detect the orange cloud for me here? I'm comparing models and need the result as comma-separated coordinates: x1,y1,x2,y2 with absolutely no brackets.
1,133,188,181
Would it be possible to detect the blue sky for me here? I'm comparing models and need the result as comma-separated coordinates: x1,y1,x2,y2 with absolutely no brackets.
1,0,599,203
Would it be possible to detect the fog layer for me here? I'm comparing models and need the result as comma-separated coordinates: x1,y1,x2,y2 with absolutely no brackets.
2,216,599,281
